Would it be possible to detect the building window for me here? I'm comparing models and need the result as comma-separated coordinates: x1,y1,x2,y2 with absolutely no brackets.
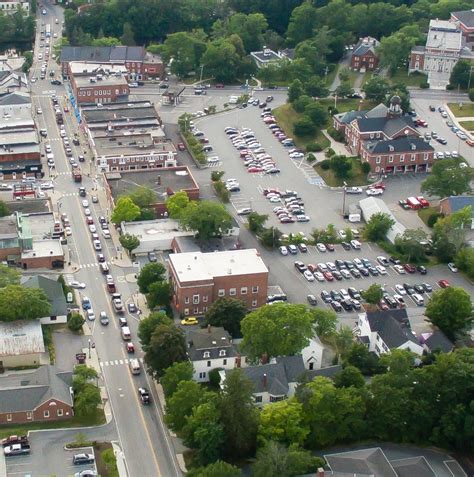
6,414,12,422
193,307,198,314
199,372,206,379
203,351,210,358
218,289,225,297
376,157,381,164
184,308,189,315
219,349,226,357
424,153,428,161
388,156,393,163
229,288,236,296
252,286,259,293
184,296,189,304
26,411,32,420
223,359,227,365
400,155,405,162
193,294,200,304
370,133,374,139
207,360,211,367
411,154,416,161
252,299,257,307
44,410,50,418
203,295,208,302
240,287,248,294
254,395,263,403
57,409,63,417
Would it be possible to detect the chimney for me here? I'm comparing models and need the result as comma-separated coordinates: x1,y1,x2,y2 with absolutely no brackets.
261,352,268,364
262,373,267,389
317,468,325,477
207,324,211,334
235,354,241,368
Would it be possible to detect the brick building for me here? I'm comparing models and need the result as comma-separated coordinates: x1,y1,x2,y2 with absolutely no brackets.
70,71,130,105
168,249,269,317
0,365,73,425
60,46,164,80
361,136,434,174
351,37,380,71
451,10,474,43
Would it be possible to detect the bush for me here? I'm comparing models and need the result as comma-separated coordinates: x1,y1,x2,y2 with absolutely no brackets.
361,162,371,174
427,213,443,228
68,312,85,333
325,148,335,158
446,83,455,90
208,368,222,388
469,88,474,102
420,81,429,89
293,116,316,136
306,142,323,152
319,159,331,170
306,153,316,163
327,127,345,143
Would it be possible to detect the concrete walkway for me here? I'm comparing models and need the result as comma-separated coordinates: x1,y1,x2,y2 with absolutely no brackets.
321,130,351,156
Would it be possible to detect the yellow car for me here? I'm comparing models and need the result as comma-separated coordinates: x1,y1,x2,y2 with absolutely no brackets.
181,317,199,326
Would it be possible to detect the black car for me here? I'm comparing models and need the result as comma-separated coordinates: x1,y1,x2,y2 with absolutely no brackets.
348,287,361,300
332,270,343,281
258,102,267,109
127,303,137,313
383,295,398,309
362,258,371,268
403,283,415,295
389,256,401,265
429,105,436,111
331,301,343,312
414,284,425,294
266,95,274,102
368,266,379,276
51,79,62,85
417,265,427,275
344,260,355,270
138,387,151,404
335,259,346,269
78,187,86,197
307,294,318,306
294,261,307,273
422,283,433,293
320,290,331,303
359,267,369,277
341,299,353,311
330,290,342,301
148,251,157,262
341,241,351,250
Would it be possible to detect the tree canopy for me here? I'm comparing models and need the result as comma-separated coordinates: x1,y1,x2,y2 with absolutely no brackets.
0,285,51,321
111,197,141,225
205,297,247,338
365,212,395,242
0,264,20,287
137,263,167,294
421,160,473,198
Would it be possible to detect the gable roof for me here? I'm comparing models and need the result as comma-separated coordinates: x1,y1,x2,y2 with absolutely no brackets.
241,362,290,396
187,326,238,361
363,137,434,154
352,37,380,57
446,195,474,216
366,103,388,118
452,9,474,28
391,456,436,477
325,447,397,477
356,116,416,138
21,275,68,316
0,90,31,106
0,365,73,412
424,329,454,353
365,309,418,349
60,46,145,64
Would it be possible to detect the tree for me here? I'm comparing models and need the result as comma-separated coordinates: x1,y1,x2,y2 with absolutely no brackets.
205,298,247,338
137,263,167,294
146,281,171,309
293,116,316,136
310,308,337,338
455,247,474,280
0,285,51,322
334,365,365,388
292,95,312,113
74,383,102,417
344,343,383,375
362,284,384,305
332,326,355,361
305,76,329,98
144,323,187,378
91,37,121,47
180,201,232,241
421,159,472,198
138,311,171,349
395,228,428,263
127,186,156,209
219,369,259,459
362,76,390,103
161,361,194,398
241,304,314,361
449,60,471,89
22,51,33,73
0,264,20,287
0,200,10,217
258,399,309,446
336,81,354,98
330,155,352,179
286,2,318,45
288,79,304,103
469,88,474,102
305,102,328,127
201,38,244,84
425,287,473,340
165,380,215,431
183,401,225,465
72,365,99,393
111,197,140,225
68,312,85,332
260,226,281,248
186,461,240,477
248,212,268,233
120,21,135,45
119,234,140,255
365,212,395,241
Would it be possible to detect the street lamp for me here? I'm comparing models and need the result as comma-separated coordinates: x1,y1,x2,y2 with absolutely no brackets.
342,181,347,216
88,338,91,359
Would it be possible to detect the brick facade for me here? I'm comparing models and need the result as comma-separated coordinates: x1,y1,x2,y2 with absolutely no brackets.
0,398,73,425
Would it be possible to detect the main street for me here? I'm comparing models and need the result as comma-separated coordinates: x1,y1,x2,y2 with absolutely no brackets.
29,2,180,476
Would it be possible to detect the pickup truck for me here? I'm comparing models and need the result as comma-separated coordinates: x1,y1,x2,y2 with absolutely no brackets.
4,443,31,456
2,435,28,447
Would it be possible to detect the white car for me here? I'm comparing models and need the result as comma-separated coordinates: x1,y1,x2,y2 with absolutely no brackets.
84,208,91,216
237,207,252,215
289,152,304,159
395,284,407,295
45,145,52,153
314,271,325,282
40,182,54,190
338,230,347,240
69,281,86,289
448,262,458,273
82,199,89,208
89,224,96,233
65,226,72,236
37,108,42,114
102,229,111,239
393,264,406,274
350,240,361,249
86,309,95,321
316,243,327,252
279,246,288,256
303,270,315,282
269,196,281,203
366,188,383,196
376,265,387,275
345,187,362,194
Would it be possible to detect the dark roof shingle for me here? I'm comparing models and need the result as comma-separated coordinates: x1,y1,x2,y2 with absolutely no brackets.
366,309,418,349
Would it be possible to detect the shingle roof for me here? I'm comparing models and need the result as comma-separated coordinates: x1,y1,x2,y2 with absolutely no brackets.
424,329,454,353
363,137,434,154
452,10,474,28
0,91,31,106
325,447,397,477
0,365,73,412
366,309,418,349
352,37,380,57
187,326,238,361
60,46,145,64
366,103,388,118
335,110,367,125
21,275,68,317
275,355,306,382
356,116,415,137
241,362,290,396
307,364,342,380
391,456,436,477
447,195,474,216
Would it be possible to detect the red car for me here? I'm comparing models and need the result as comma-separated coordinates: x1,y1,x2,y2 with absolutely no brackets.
307,264,318,273
215,83,225,88
438,279,450,288
199,137,209,144
63,106,69,112
263,188,280,196
86,217,94,225
177,143,186,151
325,243,335,252
323,271,334,281
372,183,386,190
403,263,416,273
248,167,263,173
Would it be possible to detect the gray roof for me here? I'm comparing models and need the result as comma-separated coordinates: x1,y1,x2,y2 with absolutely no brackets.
307,364,342,380
21,275,68,317
366,309,418,349
0,320,45,357
61,46,145,64
275,355,306,382
411,45,426,53
325,447,397,477
187,326,238,361
0,365,73,412
335,110,367,125
452,10,474,28
391,456,436,477
240,362,290,396
0,91,31,106
363,137,434,154
356,116,416,137
424,329,454,353
366,103,388,118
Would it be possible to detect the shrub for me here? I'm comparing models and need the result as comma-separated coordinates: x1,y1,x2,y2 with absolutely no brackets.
427,213,443,228
361,162,371,174
208,368,223,388
306,153,316,163
319,159,331,170
446,83,455,90
420,81,429,89
68,312,85,333
327,127,345,142
325,148,336,158
306,142,323,152
469,88,474,102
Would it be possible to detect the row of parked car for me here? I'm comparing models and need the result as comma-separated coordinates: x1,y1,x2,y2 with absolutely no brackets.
263,188,310,223
225,126,281,175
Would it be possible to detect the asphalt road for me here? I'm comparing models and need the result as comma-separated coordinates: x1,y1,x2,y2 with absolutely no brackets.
23,1,181,476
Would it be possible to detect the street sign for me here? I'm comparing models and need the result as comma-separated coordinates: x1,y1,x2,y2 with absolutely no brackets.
76,352,86,361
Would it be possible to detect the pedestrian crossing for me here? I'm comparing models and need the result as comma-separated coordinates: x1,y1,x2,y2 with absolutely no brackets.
100,357,144,368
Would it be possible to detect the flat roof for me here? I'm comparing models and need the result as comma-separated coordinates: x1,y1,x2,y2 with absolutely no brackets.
83,103,158,123
106,167,198,203
0,129,38,146
69,61,128,75
74,74,128,87
169,249,268,283
93,133,174,158
6,198,50,215
121,218,194,243
0,320,45,357
0,215,17,237
21,212,55,239
21,239,63,259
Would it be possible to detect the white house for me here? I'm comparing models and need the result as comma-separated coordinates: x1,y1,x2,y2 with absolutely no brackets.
355,309,424,357
187,326,245,383
0,0,30,15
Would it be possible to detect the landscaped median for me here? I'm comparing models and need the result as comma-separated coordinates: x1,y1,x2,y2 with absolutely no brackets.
315,156,371,187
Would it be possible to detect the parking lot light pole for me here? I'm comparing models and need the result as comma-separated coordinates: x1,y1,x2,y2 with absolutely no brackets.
88,339,91,359
342,181,347,216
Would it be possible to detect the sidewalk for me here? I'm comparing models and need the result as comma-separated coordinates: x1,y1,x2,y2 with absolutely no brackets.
321,129,351,156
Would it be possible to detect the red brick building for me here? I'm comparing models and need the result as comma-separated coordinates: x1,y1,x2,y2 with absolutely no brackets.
168,249,269,317
351,37,380,71
70,71,130,105
450,10,474,45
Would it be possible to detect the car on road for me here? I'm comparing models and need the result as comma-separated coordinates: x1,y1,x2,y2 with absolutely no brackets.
177,143,186,151
82,297,91,310
126,342,135,353
86,309,95,321
448,262,458,273
237,207,252,215
138,387,151,404
82,199,89,208
70,281,86,289
127,303,137,313
93,240,102,251
181,317,199,326
84,208,91,216
345,187,362,194
417,265,427,275
73,453,95,465
148,251,157,262
99,312,109,325
366,188,383,196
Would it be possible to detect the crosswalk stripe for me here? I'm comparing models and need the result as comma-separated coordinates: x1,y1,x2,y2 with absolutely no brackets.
119,360,123,365
114,360,119,365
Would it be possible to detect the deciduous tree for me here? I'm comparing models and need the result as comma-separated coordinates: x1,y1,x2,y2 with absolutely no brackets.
0,285,51,322
365,212,395,242
395,228,428,263
127,186,156,209
334,365,365,388
0,264,20,287
161,361,194,398
0,200,10,217
421,159,473,198
68,312,85,333
205,297,247,338
310,308,337,338
248,212,268,233
138,311,171,348
111,197,141,225
137,263,167,294
186,460,240,477
119,234,140,254
166,191,190,218
146,280,171,309
362,284,384,305
362,76,390,103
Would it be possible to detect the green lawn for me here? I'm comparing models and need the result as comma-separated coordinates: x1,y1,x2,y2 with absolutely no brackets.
389,69,427,87
417,206,438,227
459,120,474,132
314,158,371,186
273,103,330,149
319,97,377,113
0,409,106,439
448,102,474,117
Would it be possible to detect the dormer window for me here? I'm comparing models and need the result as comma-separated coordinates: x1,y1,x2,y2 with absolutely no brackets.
388,145,394,152
411,144,416,150
219,349,226,357
203,351,210,358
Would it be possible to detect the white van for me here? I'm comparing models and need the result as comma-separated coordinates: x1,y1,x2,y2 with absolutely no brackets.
129,358,141,375
121,326,131,341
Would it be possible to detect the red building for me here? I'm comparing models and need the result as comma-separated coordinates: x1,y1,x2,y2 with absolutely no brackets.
451,10,474,44
351,37,380,71
70,73,130,105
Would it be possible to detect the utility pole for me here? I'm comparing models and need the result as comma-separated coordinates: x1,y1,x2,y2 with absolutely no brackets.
199,64,204,84
342,181,347,216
